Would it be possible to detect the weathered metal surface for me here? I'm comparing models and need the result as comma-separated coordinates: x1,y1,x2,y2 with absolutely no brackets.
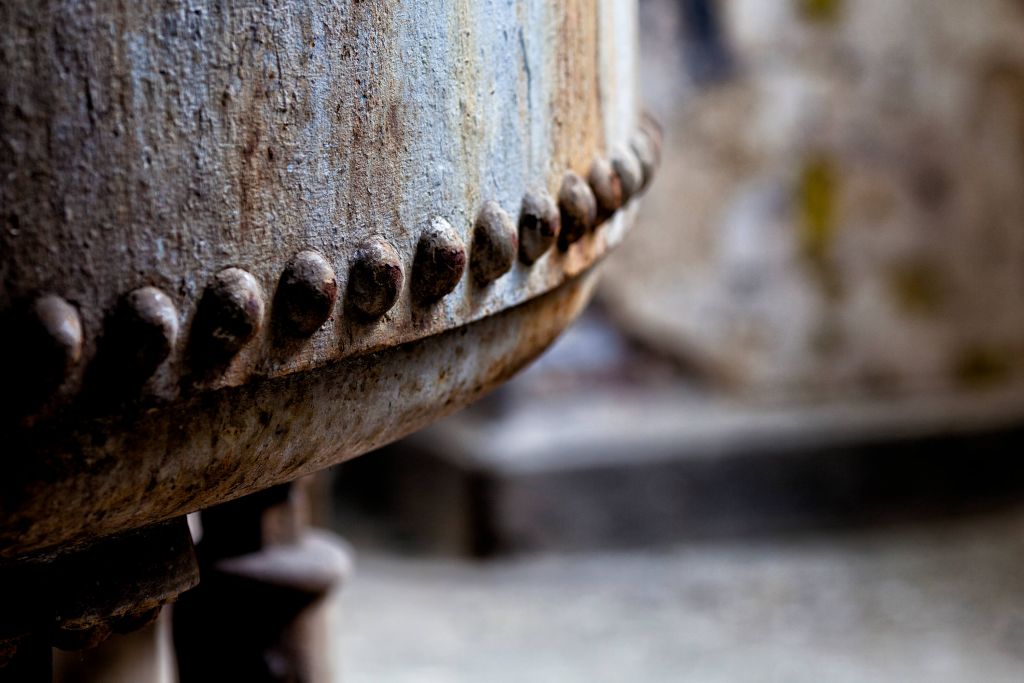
1,0,638,399
0,0,655,558
0,517,198,652
518,189,561,266
2,269,604,557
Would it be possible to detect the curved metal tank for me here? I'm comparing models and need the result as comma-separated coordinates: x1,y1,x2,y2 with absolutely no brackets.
0,1,656,558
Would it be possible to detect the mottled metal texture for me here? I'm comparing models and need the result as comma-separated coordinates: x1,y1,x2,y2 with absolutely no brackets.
0,0,638,393
0,1,645,557
0,518,198,652
3,270,604,557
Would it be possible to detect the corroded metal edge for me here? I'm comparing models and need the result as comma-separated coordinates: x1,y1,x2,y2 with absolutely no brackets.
1,262,604,558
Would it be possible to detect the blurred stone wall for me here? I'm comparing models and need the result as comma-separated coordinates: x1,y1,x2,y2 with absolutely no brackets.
605,0,1024,400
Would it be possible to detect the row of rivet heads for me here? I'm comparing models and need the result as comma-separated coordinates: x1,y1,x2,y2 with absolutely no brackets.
11,118,661,408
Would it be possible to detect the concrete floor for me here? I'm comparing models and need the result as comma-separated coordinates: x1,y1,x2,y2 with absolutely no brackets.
338,506,1024,682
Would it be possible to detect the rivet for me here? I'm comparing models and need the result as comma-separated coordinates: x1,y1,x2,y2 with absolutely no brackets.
114,287,179,379
639,110,664,150
611,146,643,203
413,217,466,302
471,200,518,284
348,240,404,320
26,294,83,393
587,156,624,221
276,250,337,336
557,171,597,249
630,130,659,191
193,267,265,360
632,112,663,191
518,189,560,265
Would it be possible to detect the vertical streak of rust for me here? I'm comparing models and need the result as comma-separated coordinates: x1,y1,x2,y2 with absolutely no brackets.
451,0,484,223
546,0,604,178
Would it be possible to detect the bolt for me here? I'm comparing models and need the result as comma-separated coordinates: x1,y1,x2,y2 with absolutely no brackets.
611,146,643,203
348,240,404,320
639,110,663,149
518,189,560,265
276,251,337,336
413,217,466,302
557,171,597,249
193,267,265,360
113,287,178,380
587,156,623,220
471,200,518,284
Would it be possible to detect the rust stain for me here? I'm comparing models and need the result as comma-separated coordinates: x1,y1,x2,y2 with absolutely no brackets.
547,0,604,178
0,269,598,558
0,3,638,559
337,3,406,232
451,0,484,216
2,2,634,398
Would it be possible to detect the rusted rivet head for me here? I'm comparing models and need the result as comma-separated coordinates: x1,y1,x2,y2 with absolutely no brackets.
588,156,624,221
611,147,643,203
640,110,664,149
471,200,518,285
630,131,658,191
276,250,337,336
632,113,663,191
518,189,561,266
413,217,466,303
114,287,178,379
193,267,265,359
348,240,404,320
27,294,84,392
557,171,597,249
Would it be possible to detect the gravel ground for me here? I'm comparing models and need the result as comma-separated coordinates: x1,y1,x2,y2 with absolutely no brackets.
337,507,1024,682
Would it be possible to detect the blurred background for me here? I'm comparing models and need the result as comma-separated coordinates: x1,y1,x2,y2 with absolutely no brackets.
329,1,1024,680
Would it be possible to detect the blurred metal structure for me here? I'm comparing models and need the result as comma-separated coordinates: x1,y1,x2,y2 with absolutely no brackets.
0,0,657,678
173,479,352,683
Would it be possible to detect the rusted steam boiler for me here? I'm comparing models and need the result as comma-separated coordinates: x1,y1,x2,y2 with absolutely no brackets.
0,1,657,680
